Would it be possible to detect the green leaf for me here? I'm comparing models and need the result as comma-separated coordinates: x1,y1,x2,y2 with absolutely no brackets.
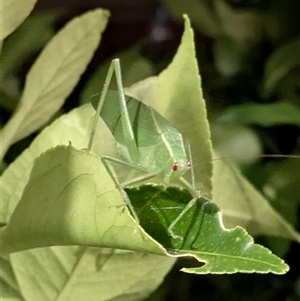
127,185,289,274
0,255,22,300
8,247,175,301
217,101,300,127
1,145,176,300
0,0,37,40
212,158,300,243
2,14,298,248
0,145,162,254
1,10,62,78
0,9,110,160
264,38,300,96
1,115,175,300
0,145,288,274
126,15,213,199
125,15,300,244
0,105,114,224
1,15,298,282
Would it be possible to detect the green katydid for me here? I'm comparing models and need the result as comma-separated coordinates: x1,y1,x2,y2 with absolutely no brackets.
87,58,204,239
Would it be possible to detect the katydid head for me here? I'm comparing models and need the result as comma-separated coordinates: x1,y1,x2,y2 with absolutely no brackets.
172,160,191,171
164,159,191,182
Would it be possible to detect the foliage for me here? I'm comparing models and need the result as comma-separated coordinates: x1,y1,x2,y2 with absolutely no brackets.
1,1,299,300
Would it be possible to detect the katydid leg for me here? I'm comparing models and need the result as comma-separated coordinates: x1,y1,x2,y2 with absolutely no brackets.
88,59,140,164
101,155,160,186
88,61,115,152
101,157,140,224
186,141,195,189
101,155,160,224
168,196,198,239
87,58,146,225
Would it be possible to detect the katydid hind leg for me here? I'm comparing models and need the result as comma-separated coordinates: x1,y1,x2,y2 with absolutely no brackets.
101,155,159,186
113,59,140,164
87,59,140,166
168,196,198,239
186,141,196,189
101,155,159,225
101,157,140,224
87,61,115,152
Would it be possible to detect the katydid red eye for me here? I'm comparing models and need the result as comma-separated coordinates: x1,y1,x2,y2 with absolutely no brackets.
172,162,179,171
